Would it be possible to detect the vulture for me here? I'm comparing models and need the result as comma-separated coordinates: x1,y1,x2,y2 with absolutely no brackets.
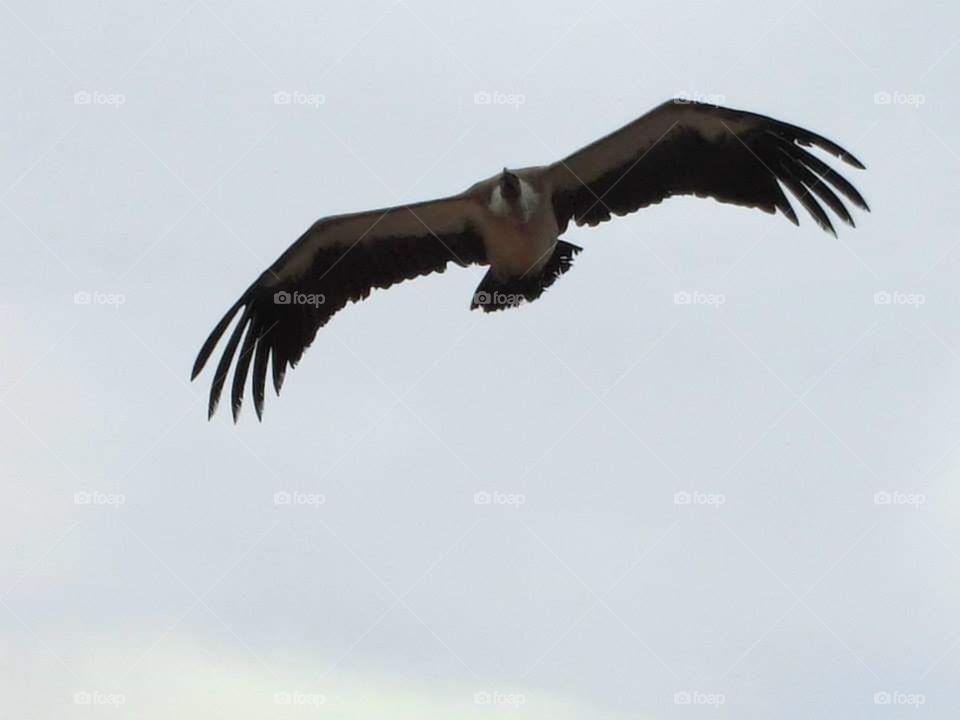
192,99,869,421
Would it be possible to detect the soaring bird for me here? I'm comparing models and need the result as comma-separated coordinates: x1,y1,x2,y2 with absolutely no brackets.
192,99,869,420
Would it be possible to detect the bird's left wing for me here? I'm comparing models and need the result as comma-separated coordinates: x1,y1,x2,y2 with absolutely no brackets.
547,99,868,236
192,194,486,420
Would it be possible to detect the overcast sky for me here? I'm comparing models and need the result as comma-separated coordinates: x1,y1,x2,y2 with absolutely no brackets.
3,0,960,717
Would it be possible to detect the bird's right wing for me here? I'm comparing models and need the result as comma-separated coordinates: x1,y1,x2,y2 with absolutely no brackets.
192,195,487,420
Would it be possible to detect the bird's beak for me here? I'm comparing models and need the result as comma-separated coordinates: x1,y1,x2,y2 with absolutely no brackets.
500,169,521,200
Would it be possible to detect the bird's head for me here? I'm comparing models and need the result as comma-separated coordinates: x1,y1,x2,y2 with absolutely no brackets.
490,168,540,222
499,168,522,201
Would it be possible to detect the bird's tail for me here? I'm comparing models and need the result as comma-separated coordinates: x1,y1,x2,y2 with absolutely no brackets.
470,241,582,313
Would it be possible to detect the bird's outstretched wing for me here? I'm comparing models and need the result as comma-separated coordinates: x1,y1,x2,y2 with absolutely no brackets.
548,99,868,235
192,196,486,420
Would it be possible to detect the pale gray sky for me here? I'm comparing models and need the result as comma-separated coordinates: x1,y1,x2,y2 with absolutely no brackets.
3,0,959,717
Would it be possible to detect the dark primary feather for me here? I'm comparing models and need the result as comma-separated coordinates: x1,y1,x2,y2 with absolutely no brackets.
192,220,486,421
550,100,868,236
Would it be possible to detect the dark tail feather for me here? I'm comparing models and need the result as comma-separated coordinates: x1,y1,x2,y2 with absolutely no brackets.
471,241,582,313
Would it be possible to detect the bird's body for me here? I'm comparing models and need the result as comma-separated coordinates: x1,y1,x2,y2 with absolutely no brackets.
479,171,558,280
192,99,870,420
